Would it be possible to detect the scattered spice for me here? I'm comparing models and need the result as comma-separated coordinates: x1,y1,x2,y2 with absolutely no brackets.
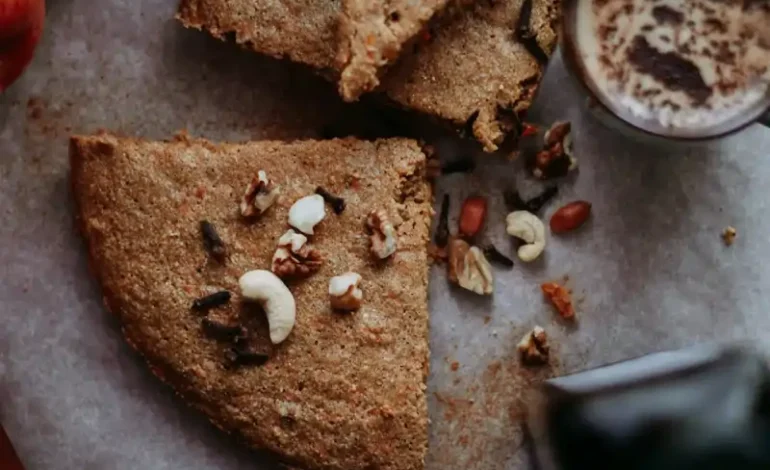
224,346,270,368
201,318,246,340
200,220,226,262
541,282,575,319
515,0,550,64
483,245,515,268
315,186,346,214
722,226,737,246
434,194,451,247
504,187,558,213
191,290,231,312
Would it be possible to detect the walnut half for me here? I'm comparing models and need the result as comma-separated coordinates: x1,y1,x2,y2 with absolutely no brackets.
366,210,397,259
448,238,494,295
240,170,280,218
518,326,549,366
271,229,323,279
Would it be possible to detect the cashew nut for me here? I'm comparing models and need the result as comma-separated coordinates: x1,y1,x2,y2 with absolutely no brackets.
238,270,296,344
506,211,546,262
288,194,326,235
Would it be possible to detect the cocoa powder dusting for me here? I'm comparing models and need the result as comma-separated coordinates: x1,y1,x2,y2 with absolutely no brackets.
627,36,712,105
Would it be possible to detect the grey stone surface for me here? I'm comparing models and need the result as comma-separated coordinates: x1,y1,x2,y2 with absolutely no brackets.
2,1,770,469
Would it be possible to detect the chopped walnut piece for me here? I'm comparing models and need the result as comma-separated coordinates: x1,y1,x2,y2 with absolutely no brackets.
518,326,549,365
448,238,494,295
240,170,280,218
722,226,737,246
271,229,323,279
329,272,363,311
531,121,577,180
366,210,397,259
541,282,575,320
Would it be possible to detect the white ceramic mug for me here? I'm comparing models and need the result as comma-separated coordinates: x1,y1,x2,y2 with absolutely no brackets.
560,0,770,141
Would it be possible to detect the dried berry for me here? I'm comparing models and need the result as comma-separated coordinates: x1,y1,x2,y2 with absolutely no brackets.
201,318,246,340
550,201,592,233
316,186,346,214
459,196,487,239
483,245,514,268
434,194,451,247
200,220,226,262
541,282,575,319
521,122,539,137
191,291,231,312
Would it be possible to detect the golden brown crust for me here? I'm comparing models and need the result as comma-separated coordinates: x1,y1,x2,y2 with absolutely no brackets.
175,0,560,152
71,133,432,470
336,0,456,101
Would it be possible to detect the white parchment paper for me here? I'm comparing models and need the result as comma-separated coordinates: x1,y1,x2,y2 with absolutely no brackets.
3,1,770,469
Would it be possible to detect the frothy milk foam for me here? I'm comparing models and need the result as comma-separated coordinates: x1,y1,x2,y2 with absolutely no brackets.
576,0,770,132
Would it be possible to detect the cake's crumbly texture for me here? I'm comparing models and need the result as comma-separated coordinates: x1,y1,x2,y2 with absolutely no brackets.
337,0,455,102
176,0,560,152
70,133,432,470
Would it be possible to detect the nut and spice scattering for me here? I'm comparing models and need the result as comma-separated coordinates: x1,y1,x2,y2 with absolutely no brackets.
191,290,231,312
541,282,575,320
240,170,280,218
722,226,737,246
329,272,364,311
483,245,514,268
224,347,269,368
447,238,494,295
366,210,397,259
531,121,577,180
200,220,226,261
271,229,323,279
458,196,487,239
201,318,247,341
315,186,346,214
550,201,592,233
518,326,549,366
434,194,451,248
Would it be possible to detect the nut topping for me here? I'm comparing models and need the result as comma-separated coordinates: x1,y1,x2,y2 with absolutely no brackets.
271,229,323,279
531,121,577,180
240,170,280,218
448,238,494,295
329,272,363,311
366,210,397,259
518,326,549,365
458,196,487,239
550,201,592,233
288,194,326,235
506,211,546,262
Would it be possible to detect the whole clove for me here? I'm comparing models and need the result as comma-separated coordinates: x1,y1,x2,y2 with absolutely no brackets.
504,187,558,213
460,110,480,139
434,194,451,247
200,220,226,262
525,186,558,213
191,290,231,312
484,245,515,268
515,0,550,64
224,346,269,368
201,318,246,341
315,186,346,214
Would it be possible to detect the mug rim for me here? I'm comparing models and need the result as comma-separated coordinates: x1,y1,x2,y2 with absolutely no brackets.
560,0,770,141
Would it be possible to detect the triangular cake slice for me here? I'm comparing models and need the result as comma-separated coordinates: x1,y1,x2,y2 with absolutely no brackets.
70,133,432,470
336,0,462,101
176,0,560,152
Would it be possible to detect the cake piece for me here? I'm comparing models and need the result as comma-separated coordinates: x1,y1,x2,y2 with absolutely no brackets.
175,0,559,151
71,132,432,470
337,0,458,101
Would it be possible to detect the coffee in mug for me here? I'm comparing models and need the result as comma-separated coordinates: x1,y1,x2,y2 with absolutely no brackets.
563,0,770,138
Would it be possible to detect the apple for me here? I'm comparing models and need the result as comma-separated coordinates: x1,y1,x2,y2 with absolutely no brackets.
0,0,45,92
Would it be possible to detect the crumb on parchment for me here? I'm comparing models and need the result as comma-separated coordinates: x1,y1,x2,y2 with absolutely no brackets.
722,226,737,246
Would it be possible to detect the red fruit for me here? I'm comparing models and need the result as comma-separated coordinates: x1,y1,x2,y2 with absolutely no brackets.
458,196,487,239
0,0,45,92
550,201,592,233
